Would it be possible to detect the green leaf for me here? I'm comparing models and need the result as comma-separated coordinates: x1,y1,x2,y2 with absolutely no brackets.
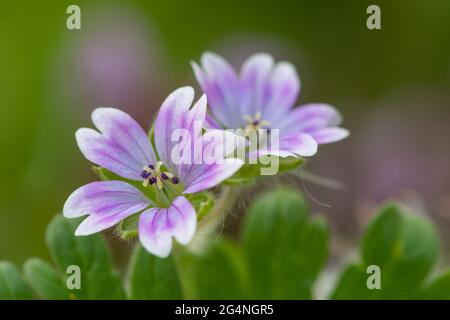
419,270,450,299
367,205,438,298
331,263,372,300
242,188,328,299
45,215,125,299
127,243,182,299
277,156,305,173
332,203,439,299
224,164,258,185
225,156,304,184
192,240,251,299
0,261,33,299
23,258,69,300
223,176,255,185
361,204,403,266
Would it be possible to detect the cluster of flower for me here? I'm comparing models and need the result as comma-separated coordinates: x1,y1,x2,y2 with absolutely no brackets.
63,52,349,258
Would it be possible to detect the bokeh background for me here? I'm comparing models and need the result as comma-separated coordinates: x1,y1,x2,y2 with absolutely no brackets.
1,0,449,268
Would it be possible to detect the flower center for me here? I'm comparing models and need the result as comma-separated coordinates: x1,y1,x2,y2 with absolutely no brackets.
141,161,179,189
243,111,271,135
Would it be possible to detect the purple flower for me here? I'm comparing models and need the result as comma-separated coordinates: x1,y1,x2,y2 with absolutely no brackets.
63,87,243,257
192,52,349,158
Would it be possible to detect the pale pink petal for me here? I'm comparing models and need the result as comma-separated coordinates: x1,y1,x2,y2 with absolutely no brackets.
63,181,151,235
76,108,156,180
263,61,300,124
138,196,196,258
239,53,274,120
255,132,318,158
154,87,205,169
310,127,350,144
179,130,244,193
279,103,343,133
192,52,240,128
204,115,222,129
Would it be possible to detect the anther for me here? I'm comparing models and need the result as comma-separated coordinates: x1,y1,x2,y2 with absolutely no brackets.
161,173,169,180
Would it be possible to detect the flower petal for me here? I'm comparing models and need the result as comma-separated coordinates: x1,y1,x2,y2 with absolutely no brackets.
154,86,196,168
76,108,156,180
279,103,343,133
204,115,222,129
264,61,300,124
76,129,139,180
309,127,350,144
183,159,243,194
63,181,151,235
239,53,274,120
255,132,318,158
192,52,240,128
179,129,244,193
277,103,349,144
138,196,196,258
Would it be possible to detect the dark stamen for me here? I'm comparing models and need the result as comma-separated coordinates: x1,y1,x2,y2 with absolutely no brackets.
148,164,155,169
161,173,169,180
141,171,150,179
252,120,260,126
171,177,179,184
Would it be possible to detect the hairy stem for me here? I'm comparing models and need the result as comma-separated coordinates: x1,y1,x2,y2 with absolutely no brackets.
197,186,238,235
187,186,239,254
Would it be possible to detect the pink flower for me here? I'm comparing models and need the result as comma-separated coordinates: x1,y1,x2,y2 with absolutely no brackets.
192,52,349,158
63,87,242,257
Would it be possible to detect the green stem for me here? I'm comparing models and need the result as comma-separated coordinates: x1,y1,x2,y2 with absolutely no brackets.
172,186,239,298
187,186,239,254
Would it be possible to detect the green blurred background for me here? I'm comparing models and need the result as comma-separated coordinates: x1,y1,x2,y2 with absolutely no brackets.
1,0,449,265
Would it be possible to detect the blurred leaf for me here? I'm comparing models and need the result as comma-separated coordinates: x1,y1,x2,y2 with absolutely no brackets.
127,244,182,300
419,270,450,299
361,204,402,265
242,188,328,299
223,176,255,185
0,261,33,299
45,215,125,299
225,157,304,185
23,258,69,300
192,240,250,299
233,164,260,179
224,164,258,185
332,203,439,299
331,263,372,300
277,156,305,173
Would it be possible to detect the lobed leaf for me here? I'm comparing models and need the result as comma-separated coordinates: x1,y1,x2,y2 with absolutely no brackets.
242,188,328,299
45,215,125,299
23,258,69,300
0,261,33,300
127,243,182,300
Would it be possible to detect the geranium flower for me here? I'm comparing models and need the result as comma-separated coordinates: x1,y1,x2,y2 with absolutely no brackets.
192,52,349,158
63,87,243,257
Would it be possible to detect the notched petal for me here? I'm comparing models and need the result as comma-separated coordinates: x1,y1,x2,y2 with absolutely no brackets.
138,196,196,258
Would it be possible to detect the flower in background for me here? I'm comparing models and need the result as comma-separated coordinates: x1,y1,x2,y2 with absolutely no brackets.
65,5,164,118
192,52,349,158
63,87,243,257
